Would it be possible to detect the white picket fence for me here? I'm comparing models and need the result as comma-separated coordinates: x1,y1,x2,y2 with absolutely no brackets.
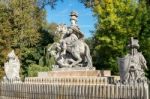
0,81,149,99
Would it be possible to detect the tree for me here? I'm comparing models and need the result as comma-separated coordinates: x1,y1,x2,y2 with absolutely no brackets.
37,0,63,9
138,4,150,79
90,0,150,75
0,4,9,61
0,0,62,78
39,23,57,68
0,1,16,78
0,0,46,78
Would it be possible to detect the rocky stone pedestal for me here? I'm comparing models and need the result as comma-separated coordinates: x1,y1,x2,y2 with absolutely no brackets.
24,66,118,84
38,68,111,77
24,68,118,84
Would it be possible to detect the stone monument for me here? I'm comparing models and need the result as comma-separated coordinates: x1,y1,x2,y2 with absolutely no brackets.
48,11,93,70
118,37,148,83
38,11,111,78
3,50,21,82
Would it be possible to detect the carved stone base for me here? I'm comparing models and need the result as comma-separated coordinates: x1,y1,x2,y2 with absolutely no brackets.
38,69,111,77
52,66,96,71
48,70,100,77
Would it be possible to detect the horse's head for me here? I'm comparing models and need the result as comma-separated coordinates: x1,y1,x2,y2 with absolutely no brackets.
55,24,68,35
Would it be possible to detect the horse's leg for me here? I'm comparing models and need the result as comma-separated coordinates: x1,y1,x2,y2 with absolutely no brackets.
70,53,82,67
67,59,75,64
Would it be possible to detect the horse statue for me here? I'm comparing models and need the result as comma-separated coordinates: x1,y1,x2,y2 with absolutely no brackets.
48,24,93,68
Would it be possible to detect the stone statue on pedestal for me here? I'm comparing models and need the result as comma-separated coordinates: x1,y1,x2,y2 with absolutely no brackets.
118,37,148,83
3,50,21,82
48,11,93,70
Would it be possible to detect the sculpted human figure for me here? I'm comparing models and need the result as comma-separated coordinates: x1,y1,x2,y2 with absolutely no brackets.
60,27,78,56
48,11,93,69
49,42,75,68
3,50,21,81
118,37,148,83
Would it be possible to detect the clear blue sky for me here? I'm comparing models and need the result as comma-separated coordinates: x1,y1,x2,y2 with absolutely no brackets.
45,0,96,38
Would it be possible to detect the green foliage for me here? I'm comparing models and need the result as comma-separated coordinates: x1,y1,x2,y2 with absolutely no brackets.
0,0,57,77
28,64,49,77
38,45,56,69
38,23,57,68
0,67,4,80
91,0,150,75
47,23,60,42
37,0,61,9
0,2,14,66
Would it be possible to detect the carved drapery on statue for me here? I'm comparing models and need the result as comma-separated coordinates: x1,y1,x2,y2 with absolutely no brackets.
118,37,148,83
3,50,21,82
48,11,93,69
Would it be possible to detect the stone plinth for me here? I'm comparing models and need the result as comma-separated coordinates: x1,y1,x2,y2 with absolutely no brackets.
25,77,108,84
101,70,111,76
38,69,111,77
48,70,100,77
52,67,96,71
37,67,112,84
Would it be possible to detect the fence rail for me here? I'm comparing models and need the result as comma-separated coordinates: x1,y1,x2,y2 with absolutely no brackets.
24,77,108,84
0,81,149,99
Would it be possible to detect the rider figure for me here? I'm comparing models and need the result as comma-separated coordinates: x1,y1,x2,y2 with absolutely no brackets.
60,11,84,56
49,11,93,68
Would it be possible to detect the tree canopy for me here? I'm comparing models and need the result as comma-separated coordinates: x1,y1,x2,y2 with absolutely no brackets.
86,0,150,76
0,0,57,78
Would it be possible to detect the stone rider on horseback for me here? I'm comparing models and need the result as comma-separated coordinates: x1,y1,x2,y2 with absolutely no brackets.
60,11,84,55
48,11,93,68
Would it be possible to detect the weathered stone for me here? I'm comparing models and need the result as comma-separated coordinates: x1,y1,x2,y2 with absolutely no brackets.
38,72,48,78
47,11,93,69
38,69,111,77
118,37,148,83
101,70,111,76
3,50,21,82
52,66,95,71
48,70,100,77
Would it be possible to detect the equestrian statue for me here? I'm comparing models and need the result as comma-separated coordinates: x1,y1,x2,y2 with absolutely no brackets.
48,11,93,69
